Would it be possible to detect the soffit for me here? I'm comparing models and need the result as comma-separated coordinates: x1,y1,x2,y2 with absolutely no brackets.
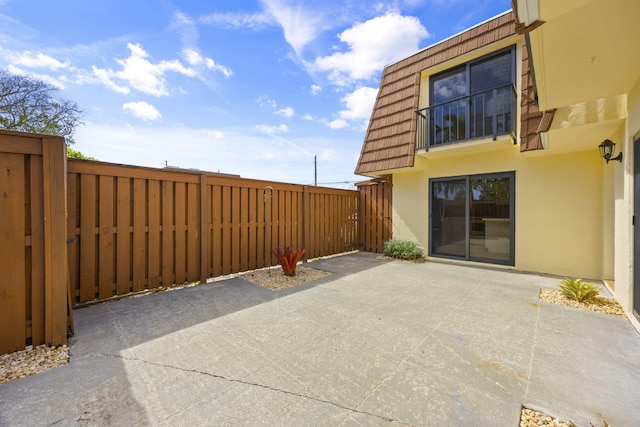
529,0,640,110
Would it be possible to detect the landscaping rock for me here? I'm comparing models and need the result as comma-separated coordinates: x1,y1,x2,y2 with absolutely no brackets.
0,344,69,384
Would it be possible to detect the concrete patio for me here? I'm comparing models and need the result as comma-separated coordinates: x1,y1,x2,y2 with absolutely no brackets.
1,252,639,426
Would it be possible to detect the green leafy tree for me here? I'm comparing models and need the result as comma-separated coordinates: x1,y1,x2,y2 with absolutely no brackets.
0,69,84,143
66,146,97,161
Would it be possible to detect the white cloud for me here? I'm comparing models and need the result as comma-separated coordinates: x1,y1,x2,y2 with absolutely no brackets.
4,50,69,70
257,96,293,118
256,123,289,134
123,101,162,122
91,66,130,94
92,43,198,97
6,64,67,89
303,114,313,121
338,86,377,121
327,119,348,129
182,48,232,78
260,0,324,55
310,84,322,95
256,95,277,109
309,11,429,86
198,11,273,30
172,11,233,79
323,86,377,130
275,106,295,118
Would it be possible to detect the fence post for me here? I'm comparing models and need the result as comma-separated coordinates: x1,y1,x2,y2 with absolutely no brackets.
199,173,208,283
302,186,308,261
42,137,68,346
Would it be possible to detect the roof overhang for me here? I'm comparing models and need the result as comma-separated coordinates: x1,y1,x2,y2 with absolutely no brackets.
519,0,640,111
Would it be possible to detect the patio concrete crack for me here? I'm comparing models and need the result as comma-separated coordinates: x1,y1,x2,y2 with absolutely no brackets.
523,296,542,402
84,352,402,425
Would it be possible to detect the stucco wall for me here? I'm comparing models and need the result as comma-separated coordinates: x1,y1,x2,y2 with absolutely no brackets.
615,77,640,327
391,141,606,279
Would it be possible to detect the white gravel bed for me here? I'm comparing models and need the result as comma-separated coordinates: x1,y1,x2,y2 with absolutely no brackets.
0,344,69,384
539,288,626,317
240,265,333,291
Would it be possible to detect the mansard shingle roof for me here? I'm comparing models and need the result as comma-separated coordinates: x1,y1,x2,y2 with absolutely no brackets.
355,11,520,176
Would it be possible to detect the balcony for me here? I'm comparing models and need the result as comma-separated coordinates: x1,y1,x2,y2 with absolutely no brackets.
415,84,517,151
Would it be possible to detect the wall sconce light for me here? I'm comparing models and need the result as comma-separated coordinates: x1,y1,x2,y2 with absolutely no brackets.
598,139,623,163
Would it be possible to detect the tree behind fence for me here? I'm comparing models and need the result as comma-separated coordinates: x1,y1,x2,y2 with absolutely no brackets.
67,160,359,306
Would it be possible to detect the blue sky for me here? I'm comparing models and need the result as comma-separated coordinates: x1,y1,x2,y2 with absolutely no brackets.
0,0,511,187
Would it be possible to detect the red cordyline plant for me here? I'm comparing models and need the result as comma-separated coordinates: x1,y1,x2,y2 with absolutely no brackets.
272,246,306,276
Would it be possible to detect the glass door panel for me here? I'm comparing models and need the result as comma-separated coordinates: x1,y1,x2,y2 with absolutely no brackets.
431,179,467,257
430,173,514,266
469,176,512,263
431,68,467,146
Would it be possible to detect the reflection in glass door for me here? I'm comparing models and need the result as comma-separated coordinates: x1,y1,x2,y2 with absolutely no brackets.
470,176,512,263
430,173,514,265
431,179,467,257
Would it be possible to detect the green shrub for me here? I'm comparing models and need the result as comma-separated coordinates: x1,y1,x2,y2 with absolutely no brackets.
382,239,424,260
559,277,600,303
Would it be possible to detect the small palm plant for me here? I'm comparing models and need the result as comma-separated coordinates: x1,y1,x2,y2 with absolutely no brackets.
559,277,600,303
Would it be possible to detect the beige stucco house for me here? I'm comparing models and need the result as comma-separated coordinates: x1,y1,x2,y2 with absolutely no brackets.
355,0,640,331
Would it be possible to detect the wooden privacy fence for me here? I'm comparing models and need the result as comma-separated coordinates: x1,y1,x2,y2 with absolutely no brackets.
0,130,69,354
1,129,391,354
357,176,392,253
67,160,360,306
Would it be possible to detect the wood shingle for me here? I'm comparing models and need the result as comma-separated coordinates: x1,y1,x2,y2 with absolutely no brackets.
355,11,520,175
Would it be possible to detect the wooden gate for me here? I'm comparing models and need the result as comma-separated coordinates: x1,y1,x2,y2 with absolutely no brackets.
356,176,392,253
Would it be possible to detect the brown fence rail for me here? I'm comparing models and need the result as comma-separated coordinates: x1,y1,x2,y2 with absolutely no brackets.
67,160,359,306
0,131,68,354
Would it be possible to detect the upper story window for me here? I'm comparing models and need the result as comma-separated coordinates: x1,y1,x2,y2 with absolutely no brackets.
416,46,517,150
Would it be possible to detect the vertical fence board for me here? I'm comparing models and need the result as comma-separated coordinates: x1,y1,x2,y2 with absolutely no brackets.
257,187,266,268
29,157,45,345
148,180,161,288
0,153,27,353
174,183,187,284
132,179,147,292
79,174,97,302
161,181,175,286
98,176,115,300
199,176,209,283
186,182,199,282
220,186,231,274
278,190,286,250
248,188,257,270
42,138,68,346
239,187,249,272
67,173,79,303
116,177,132,294
231,187,240,273
211,185,222,277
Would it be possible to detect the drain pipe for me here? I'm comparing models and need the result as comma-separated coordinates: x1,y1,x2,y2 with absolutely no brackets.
263,186,274,275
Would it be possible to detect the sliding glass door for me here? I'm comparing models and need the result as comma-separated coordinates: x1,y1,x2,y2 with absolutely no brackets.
430,172,514,265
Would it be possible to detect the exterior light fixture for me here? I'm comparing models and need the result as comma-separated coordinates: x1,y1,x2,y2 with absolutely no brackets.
598,139,623,163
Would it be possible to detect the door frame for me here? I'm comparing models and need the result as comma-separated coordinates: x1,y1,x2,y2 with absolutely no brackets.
428,171,515,266
634,137,640,321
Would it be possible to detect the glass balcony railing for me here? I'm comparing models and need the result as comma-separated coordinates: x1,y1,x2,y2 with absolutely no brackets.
415,84,517,151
